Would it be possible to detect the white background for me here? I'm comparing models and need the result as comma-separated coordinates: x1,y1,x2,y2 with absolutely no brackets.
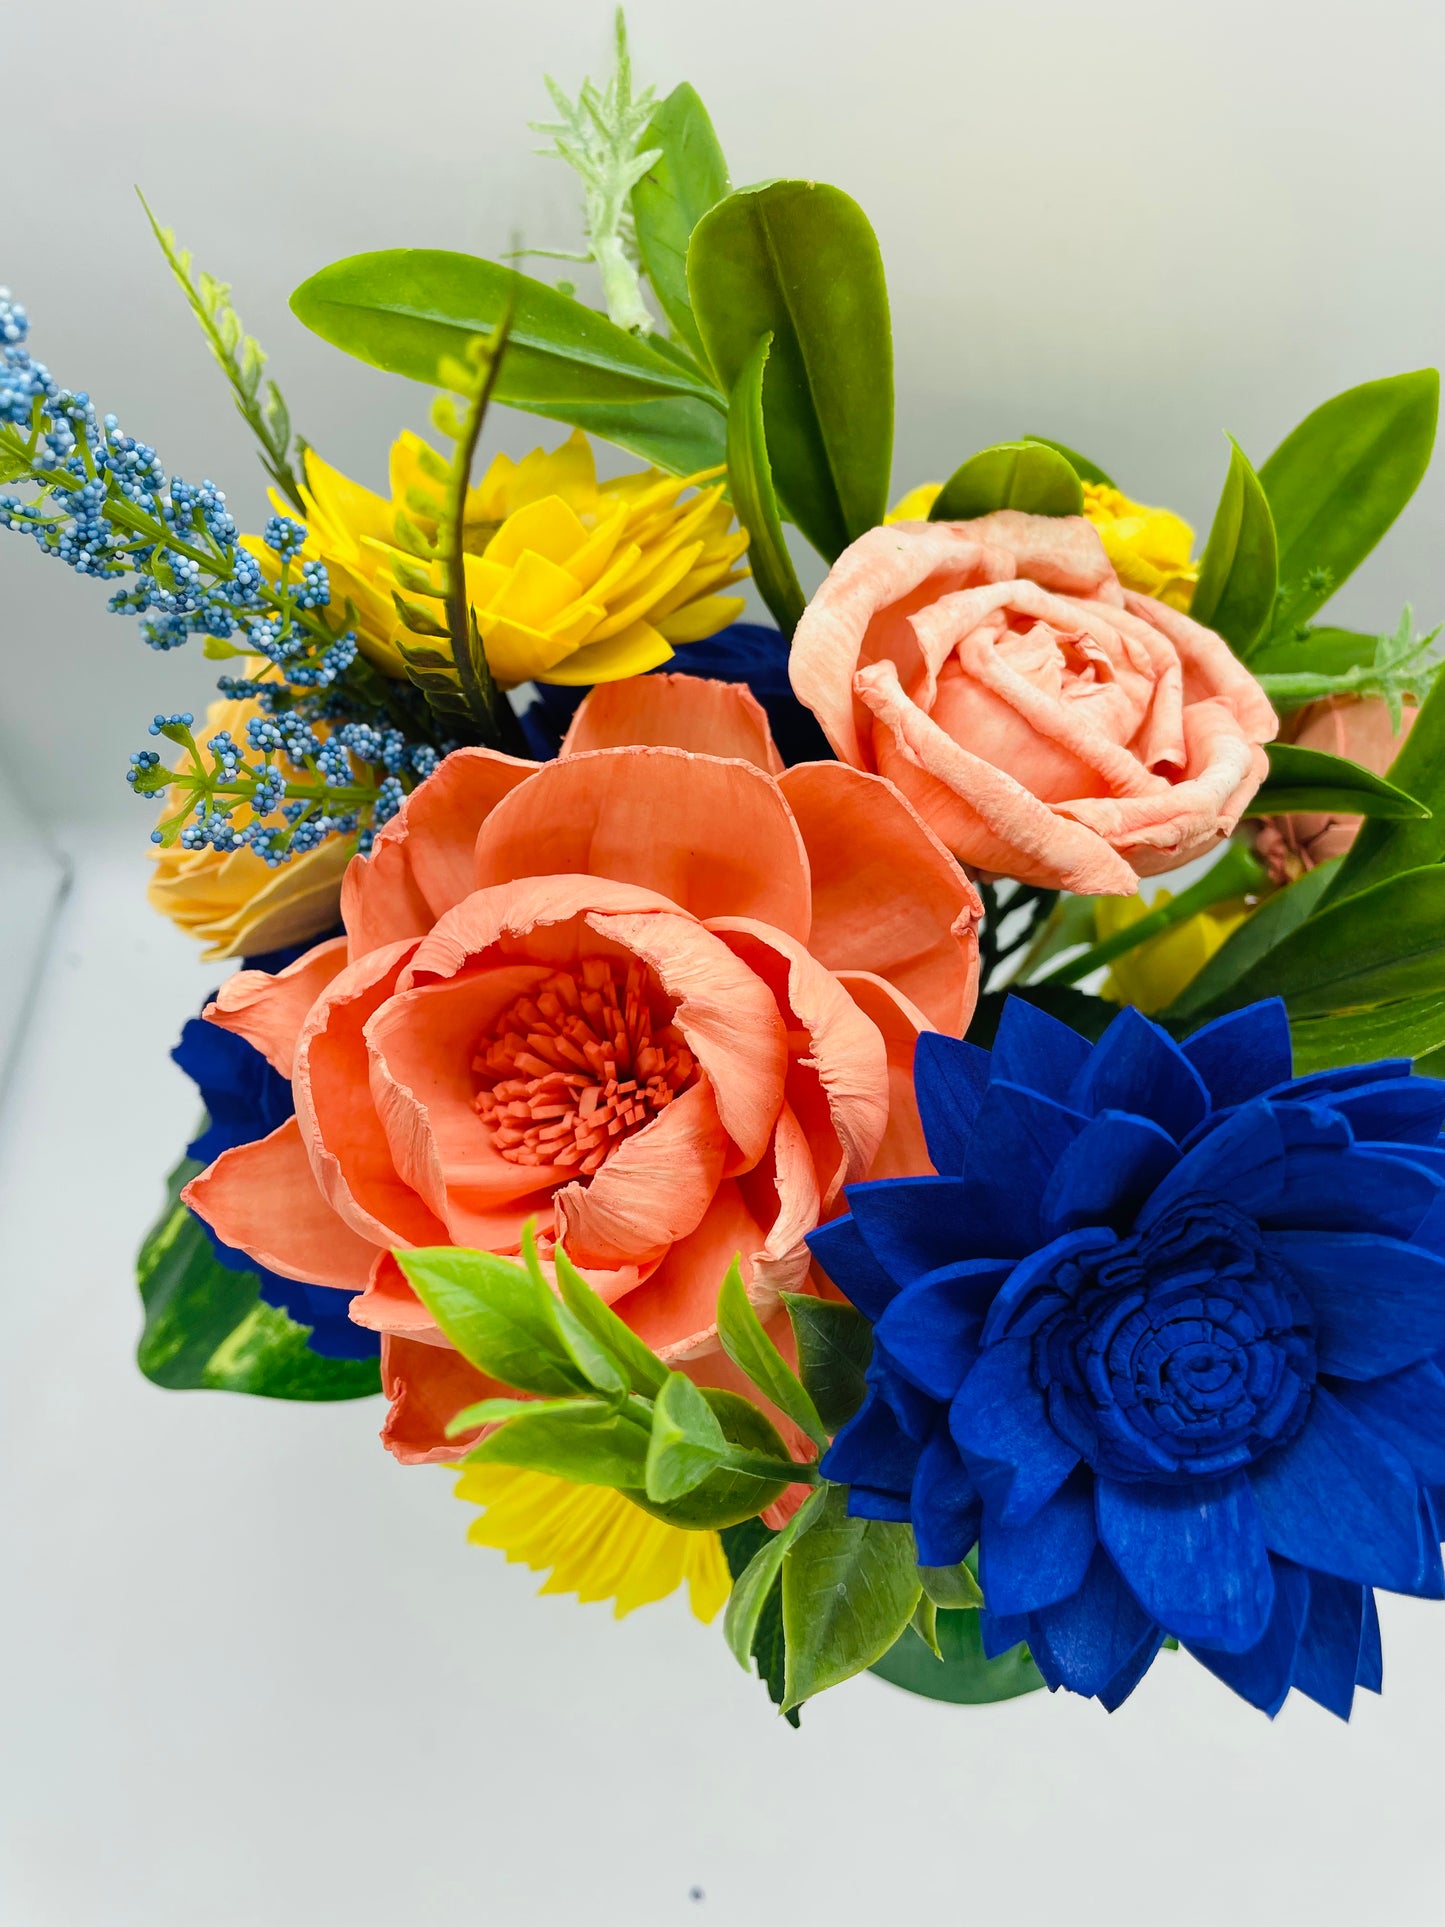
4,2,1445,1922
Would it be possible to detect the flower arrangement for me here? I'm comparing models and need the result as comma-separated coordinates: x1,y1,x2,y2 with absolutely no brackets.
10,12,1445,1725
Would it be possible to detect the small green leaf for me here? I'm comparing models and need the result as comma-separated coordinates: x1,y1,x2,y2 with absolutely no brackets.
1163,860,1340,1026
1249,627,1380,680
1191,436,1278,658
397,1247,589,1398
553,1246,668,1398
1290,993,1445,1073
645,1372,729,1502
781,1484,922,1709
137,1153,380,1402
720,1519,799,1725
910,1594,942,1660
631,1387,795,1530
723,1486,825,1670
725,334,807,636
464,1401,652,1488
919,1561,985,1611
1326,662,1445,903
870,1607,1045,1705
688,180,893,560
1022,435,1116,488
631,82,731,367
717,1259,827,1449
1261,369,1439,637
445,1394,578,1438
929,440,1084,522
1243,742,1430,820
780,1294,872,1433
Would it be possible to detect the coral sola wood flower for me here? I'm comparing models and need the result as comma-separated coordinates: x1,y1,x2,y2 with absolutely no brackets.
182,675,981,1460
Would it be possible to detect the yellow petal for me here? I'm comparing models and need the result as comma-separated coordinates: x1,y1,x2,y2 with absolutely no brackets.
538,620,674,685
657,593,747,644
484,495,591,570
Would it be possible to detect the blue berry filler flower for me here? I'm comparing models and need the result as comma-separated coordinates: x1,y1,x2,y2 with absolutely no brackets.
813,996,1445,1716
171,936,378,1361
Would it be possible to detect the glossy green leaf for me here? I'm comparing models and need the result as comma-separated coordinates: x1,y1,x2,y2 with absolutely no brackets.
1249,627,1379,680
645,1372,729,1502
1022,435,1116,488
781,1484,921,1709
1191,437,1277,657
870,1607,1045,1705
629,1388,794,1530
1162,860,1340,1026
1204,864,1445,1018
445,1394,578,1439
464,1401,652,1488
919,1561,985,1611
930,440,1084,522
688,179,893,559
718,1259,826,1449
631,83,730,366
1244,742,1430,819
1326,663,1445,902
723,1486,825,1670
290,250,726,475
1038,841,1265,990
910,1595,942,1659
397,1247,589,1398
137,1155,381,1402
725,334,807,635
553,1246,668,1398
1290,993,1445,1073
780,1293,872,1433
720,1519,800,1725
1261,369,1439,637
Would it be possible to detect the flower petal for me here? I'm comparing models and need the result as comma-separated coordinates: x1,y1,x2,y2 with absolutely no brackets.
561,672,784,773
910,1030,991,1178
1096,1472,1275,1653
910,1421,981,1568
203,935,349,1077
1183,1000,1293,1111
979,1469,1096,1616
1265,1231,1445,1378
1040,1110,1179,1236
874,1258,1010,1401
1291,1572,1372,1720
1185,1557,1309,1715
1333,1360,1445,1485
182,1116,376,1290
1069,1005,1209,1141
380,1333,501,1464
989,997,1092,1104
554,1079,729,1270
951,1336,1080,1525
806,1212,899,1323
1028,1548,1159,1700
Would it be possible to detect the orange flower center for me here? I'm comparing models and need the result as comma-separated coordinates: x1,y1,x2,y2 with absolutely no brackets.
472,958,695,1177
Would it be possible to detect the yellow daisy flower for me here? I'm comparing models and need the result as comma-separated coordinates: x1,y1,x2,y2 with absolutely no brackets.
147,691,348,961
1097,891,1251,1015
1081,482,1199,612
455,1463,731,1622
247,429,749,690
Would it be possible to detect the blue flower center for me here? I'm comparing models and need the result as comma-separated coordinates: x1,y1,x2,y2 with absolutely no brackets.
1033,1203,1317,1483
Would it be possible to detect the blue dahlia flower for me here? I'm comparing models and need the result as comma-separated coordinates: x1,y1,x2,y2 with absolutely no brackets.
171,935,378,1361
813,995,1445,1716
517,622,834,766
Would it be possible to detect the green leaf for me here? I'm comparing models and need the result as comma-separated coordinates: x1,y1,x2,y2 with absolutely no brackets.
910,1594,942,1659
1249,627,1380,680
1202,864,1445,1019
631,82,731,366
553,1246,668,1398
645,1372,729,1502
688,180,893,559
1190,436,1278,657
1037,840,1265,990
397,1247,591,1398
1022,435,1116,488
630,1387,796,1530
464,1401,652,1488
725,334,807,635
446,1394,580,1438
1326,663,1445,902
717,1260,826,1449
720,1519,800,1725
1161,860,1340,1026
870,1607,1045,1705
1261,369,1439,637
919,1561,985,1611
781,1484,921,1709
290,250,726,476
1244,742,1430,820
1290,993,1445,1074
137,1155,380,1402
780,1294,872,1433
723,1486,825,1670
929,440,1084,522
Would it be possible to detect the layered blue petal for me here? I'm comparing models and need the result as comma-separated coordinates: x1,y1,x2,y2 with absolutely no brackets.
874,1259,1008,1401
1331,1076,1445,1147
806,1213,900,1322
910,1423,981,1567
1265,1231,1445,1379
1029,1549,1159,1700
1068,1007,1209,1141
1292,1571,1371,1720
821,1382,921,1494
990,996,1091,1103
846,1176,984,1279
912,1032,991,1177
951,1337,1079,1524
1334,1360,1445,1484
846,1485,913,1524
1261,1145,1443,1241
1138,1098,1284,1226
978,1471,1095,1615
1097,1473,1275,1653
1183,1001,1292,1111
958,1081,1087,1252
1186,1558,1309,1716
1040,1110,1179,1236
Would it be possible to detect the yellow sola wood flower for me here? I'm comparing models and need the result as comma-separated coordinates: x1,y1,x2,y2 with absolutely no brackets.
1097,890,1250,1015
246,429,749,689
147,692,348,961
455,1463,731,1622
886,479,1199,613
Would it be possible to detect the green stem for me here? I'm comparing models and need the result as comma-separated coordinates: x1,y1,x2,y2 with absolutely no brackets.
1034,842,1266,989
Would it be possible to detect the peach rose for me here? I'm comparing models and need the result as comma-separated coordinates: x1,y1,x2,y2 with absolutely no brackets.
1254,694,1418,884
789,510,1278,894
183,676,980,1460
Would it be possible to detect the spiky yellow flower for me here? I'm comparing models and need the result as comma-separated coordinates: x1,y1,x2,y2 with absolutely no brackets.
886,479,1199,613
455,1463,731,1622
1081,482,1199,611
147,692,348,961
249,430,749,690
1097,891,1251,1015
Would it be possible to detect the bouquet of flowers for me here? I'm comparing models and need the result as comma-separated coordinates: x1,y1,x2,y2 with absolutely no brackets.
9,13,1445,1725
